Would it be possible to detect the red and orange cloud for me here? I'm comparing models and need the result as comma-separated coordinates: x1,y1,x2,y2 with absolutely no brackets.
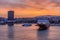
0,0,60,18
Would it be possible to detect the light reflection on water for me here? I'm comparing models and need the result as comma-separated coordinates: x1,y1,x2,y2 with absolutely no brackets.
0,24,60,40
8,25,14,40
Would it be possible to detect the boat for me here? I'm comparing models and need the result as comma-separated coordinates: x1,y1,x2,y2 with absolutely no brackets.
22,23,32,26
37,20,50,30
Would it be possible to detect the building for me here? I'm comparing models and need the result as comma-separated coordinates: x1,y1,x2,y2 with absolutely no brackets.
8,11,14,20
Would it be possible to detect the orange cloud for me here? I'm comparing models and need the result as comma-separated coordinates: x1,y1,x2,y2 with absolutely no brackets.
0,0,60,18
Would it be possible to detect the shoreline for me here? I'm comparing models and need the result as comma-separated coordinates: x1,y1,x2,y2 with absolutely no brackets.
50,24,60,26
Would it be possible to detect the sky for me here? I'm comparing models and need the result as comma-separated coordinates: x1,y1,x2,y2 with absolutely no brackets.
0,0,60,18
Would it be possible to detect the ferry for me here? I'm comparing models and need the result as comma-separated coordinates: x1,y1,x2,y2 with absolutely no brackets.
37,20,50,30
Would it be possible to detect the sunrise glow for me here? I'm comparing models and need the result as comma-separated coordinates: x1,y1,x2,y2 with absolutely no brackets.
0,0,60,18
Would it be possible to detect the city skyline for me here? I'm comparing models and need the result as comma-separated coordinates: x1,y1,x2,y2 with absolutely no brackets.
0,0,60,18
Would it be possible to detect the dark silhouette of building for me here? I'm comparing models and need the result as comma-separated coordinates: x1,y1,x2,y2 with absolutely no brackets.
8,11,14,20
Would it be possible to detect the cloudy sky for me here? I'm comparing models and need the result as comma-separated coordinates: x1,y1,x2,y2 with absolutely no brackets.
0,0,60,18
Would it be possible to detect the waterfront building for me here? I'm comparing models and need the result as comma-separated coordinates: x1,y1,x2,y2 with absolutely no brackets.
8,11,14,20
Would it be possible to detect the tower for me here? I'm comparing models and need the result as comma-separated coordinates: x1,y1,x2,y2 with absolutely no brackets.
8,11,14,20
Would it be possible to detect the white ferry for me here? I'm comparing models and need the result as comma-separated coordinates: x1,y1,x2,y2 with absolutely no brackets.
37,20,50,30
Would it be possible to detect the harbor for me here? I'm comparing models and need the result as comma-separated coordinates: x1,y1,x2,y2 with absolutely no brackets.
0,24,60,40
0,0,60,40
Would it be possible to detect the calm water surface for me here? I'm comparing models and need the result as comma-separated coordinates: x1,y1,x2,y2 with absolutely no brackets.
0,24,60,40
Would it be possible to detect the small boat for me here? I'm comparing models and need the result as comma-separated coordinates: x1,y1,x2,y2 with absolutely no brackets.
22,23,32,26
37,20,50,30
